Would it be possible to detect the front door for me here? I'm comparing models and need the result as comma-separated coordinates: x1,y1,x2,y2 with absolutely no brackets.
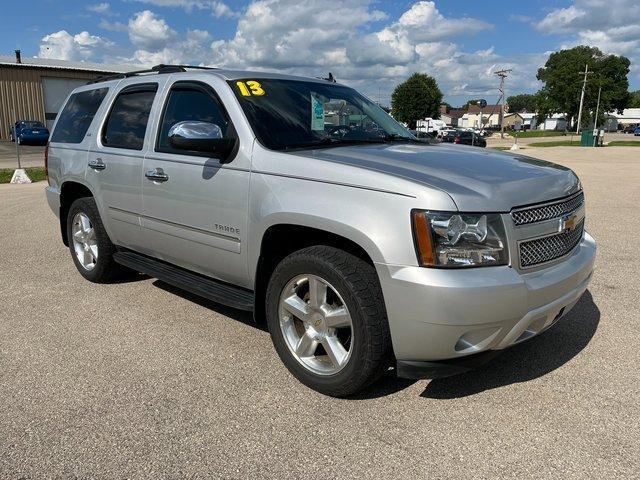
141,80,250,287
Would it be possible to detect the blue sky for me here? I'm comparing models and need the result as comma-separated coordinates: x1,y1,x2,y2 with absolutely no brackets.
3,1,639,106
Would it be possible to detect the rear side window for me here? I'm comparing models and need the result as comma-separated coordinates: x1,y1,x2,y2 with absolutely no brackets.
50,88,108,143
102,84,157,150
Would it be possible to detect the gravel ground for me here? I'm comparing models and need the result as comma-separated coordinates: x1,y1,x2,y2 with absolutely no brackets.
1,148,639,478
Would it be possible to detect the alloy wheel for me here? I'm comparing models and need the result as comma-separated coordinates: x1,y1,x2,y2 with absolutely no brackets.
278,274,353,375
71,212,98,271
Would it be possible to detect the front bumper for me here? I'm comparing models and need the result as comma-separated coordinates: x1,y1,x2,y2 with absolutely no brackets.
19,136,49,144
376,231,596,375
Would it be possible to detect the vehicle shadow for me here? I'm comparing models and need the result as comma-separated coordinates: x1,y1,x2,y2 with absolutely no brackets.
151,280,265,331
420,290,599,399
149,280,599,401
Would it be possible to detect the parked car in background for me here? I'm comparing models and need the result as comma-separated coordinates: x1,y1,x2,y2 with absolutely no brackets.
438,128,459,143
454,130,487,147
621,124,637,134
635,126,640,136
10,121,50,145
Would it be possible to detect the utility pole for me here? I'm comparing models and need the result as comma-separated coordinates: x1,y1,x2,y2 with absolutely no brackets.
494,69,512,138
576,64,591,133
593,84,602,146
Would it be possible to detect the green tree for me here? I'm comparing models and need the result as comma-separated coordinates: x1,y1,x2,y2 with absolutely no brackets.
537,45,631,129
507,93,538,112
391,73,443,129
630,90,640,108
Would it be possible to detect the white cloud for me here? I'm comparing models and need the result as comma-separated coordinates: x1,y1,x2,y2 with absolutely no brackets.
388,1,492,42
132,28,212,66
88,3,112,14
534,0,640,83
128,10,176,50
99,19,128,32
132,0,238,18
536,5,587,33
38,30,115,61
36,1,566,103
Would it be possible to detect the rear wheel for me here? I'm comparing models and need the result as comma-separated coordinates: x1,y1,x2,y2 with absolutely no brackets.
266,246,391,397
66,197,127,283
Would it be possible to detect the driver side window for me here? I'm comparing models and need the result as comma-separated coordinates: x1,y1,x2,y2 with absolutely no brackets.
156,83,229,154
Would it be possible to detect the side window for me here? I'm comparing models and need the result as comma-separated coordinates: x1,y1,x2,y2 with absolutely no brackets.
102,84,157,150
156,84,229,153
50,88,108,143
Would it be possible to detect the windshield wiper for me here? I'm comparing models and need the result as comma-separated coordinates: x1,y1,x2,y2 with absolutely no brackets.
382,133,424,143
283,137,386,151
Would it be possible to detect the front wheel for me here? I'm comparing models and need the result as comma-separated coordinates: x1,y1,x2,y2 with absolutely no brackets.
266,246,392,397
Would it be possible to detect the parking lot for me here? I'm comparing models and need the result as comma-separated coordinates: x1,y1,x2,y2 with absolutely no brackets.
1,146,639,478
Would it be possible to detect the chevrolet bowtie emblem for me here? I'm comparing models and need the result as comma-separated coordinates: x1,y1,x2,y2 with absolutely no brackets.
559,212,579,232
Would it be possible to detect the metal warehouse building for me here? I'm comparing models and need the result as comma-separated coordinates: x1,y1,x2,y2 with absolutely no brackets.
0,51,129,141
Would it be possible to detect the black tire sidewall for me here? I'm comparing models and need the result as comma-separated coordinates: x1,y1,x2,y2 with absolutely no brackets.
266,250,382,396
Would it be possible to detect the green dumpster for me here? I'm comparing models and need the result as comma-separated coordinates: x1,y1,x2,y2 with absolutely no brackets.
580,130,594,147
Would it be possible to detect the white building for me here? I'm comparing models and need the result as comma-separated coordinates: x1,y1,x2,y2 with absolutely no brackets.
539,114,567,131
603,108,640,131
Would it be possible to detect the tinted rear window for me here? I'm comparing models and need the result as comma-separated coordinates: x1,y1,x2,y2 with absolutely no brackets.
50,88,108,143
102,85,157,150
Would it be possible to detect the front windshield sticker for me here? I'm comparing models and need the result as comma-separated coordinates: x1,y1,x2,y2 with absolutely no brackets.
236,80,265,96
311,93,324,131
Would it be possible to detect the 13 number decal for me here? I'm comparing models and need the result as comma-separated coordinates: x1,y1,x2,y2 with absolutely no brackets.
236,80,265,96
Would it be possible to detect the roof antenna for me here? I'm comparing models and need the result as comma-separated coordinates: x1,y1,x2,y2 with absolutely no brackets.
324,72,335,83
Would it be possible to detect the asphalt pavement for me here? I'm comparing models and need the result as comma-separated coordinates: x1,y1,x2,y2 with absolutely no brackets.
0,148,638,478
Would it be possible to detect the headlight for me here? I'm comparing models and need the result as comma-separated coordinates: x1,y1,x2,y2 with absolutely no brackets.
411,210,508,267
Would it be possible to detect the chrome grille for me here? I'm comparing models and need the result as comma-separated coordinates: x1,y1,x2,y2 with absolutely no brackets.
519,219,584,268
512,192,584,226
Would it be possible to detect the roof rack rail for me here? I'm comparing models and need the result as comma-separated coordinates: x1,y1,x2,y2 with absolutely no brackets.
87,64,218,85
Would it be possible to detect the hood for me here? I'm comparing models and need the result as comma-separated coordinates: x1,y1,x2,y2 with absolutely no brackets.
294,143,580,211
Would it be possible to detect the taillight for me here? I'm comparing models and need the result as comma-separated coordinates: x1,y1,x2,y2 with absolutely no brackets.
44,143,49,184
454,137,461,144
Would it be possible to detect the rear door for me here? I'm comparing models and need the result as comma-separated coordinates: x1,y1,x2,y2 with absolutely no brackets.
86,81,163,251
141,78,251,286
47,85,110,198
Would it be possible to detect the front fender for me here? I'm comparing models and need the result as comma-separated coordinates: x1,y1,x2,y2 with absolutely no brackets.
247,171,426,283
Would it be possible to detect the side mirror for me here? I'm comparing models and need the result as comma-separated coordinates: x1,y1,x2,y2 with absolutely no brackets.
168,121,236,161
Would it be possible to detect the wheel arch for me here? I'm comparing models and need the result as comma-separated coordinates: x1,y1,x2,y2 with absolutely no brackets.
59,181,95,246
252,219,381,325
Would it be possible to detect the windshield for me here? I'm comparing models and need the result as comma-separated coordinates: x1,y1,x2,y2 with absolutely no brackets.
229,79,416,150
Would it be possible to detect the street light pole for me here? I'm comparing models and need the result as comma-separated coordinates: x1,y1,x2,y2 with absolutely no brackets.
593,85,602,147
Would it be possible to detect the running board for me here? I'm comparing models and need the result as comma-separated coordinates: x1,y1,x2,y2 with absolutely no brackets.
114,251,254,311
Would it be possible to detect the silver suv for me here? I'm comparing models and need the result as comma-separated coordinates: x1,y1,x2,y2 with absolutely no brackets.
45,65,596,397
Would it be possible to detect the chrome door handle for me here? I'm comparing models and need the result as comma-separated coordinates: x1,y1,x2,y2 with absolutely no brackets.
88,158,106,171
145,168,169,182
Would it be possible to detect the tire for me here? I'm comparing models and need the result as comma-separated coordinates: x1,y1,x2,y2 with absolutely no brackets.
66,197,126,283
266,245,392,397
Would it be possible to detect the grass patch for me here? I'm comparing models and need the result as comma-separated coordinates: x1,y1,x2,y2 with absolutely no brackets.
0,167,46,183
508,130,568,138
528,140,583,147
606,141,640,147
